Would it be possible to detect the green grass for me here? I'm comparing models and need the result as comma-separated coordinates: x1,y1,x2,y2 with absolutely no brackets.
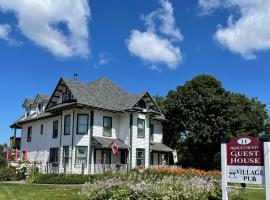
0,183,82,200
0,182,266,200
229,184,266,200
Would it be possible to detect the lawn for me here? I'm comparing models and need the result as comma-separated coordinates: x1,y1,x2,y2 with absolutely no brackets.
229,184,265,200
0,183,82,200
0,182,266,200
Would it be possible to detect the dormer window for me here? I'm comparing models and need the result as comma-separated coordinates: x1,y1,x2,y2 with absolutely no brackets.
26,105,31,117
62,87,73,103
37,102,43,112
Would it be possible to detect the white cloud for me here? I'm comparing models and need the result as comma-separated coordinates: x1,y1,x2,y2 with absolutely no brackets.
98,52,111,66
127,30,181,69
126,0,183,70
199,0,270,59
0,24,11,40
198,0,223,14
0,0,90,58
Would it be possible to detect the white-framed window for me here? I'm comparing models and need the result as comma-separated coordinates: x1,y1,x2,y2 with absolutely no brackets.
136,149,145,167
64,115,71,135
77,114,89,135
37,102,43,112
75,146,88,166
53,121,58,138
63,146,69,165
49,148,59,163
27,126,32,142
103,116,112,137
137,118,145,138
40,124,44,135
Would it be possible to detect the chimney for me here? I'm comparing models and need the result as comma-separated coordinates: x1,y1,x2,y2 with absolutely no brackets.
73,73,78,81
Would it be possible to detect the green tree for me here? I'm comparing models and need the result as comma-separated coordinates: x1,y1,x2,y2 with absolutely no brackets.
153,95,165,113
163,74,268,169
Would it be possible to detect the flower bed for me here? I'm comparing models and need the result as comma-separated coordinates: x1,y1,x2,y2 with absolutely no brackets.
80,169,238,200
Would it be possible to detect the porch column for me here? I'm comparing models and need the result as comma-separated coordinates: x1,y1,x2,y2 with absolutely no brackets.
13,127,17,139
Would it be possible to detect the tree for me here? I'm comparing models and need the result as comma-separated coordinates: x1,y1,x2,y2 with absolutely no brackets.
163,74,268,170
153,95,166,113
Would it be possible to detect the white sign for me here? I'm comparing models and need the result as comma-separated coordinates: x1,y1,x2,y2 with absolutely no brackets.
227,165,264,184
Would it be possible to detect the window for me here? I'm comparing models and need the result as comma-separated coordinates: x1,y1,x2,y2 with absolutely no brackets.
27,126,32,142
63,146,69,165
150,124,154,141
49,148,59,163
103,116,112,137
137,118,145,138
77,114,89,135
53,121,58,138
37,102,43,112
64,115,71,135
75,146,88,166
136,149,145,167
40,124,44,135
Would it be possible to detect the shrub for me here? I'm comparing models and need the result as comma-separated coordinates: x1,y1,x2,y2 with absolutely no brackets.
0,167,18,181
16,161,38,179
0,157,7,169
27,173,113,184
80,171,228,200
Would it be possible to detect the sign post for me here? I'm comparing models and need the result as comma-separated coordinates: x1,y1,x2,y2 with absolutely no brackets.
264,142,270,200
221,143,228,200
221,136,268,199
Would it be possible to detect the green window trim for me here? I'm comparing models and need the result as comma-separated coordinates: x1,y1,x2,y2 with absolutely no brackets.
77,114,89,135
103,116,112,137
137,118,145,138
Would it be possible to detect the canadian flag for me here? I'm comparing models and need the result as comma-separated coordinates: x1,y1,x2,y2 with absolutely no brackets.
109,140,119,156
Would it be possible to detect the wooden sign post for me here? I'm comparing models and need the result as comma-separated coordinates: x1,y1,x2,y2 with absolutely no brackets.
221,136,270,200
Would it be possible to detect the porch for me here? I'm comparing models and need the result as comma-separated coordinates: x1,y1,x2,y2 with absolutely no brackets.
150,142,174,168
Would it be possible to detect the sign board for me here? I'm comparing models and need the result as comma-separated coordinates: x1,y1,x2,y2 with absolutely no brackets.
226,136,264,184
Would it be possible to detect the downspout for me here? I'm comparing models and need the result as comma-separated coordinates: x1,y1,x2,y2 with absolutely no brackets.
88,110,94,174
59,114,63,173
71,110,75,173
129,114,133,171
148,117,151,169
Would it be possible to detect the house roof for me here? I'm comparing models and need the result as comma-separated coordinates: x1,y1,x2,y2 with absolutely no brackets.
10,112,53,128
34,94,50,103
47,77,162,114
150,142,173,152
92,136,130,149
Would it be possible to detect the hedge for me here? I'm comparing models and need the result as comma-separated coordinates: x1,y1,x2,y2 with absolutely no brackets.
27,173,113,184
0,167,18,181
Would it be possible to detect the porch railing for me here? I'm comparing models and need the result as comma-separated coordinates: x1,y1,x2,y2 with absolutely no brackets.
94,164,128,174
150,165,178,169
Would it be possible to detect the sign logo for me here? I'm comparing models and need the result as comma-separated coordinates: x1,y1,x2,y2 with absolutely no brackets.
226,136,264,184
237,138,251,145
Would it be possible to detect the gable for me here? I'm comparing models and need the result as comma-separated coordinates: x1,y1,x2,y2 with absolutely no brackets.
45,78,76,110
133,92,162,114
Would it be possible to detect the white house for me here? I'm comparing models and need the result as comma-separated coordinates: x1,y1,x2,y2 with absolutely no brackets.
10,77,173,174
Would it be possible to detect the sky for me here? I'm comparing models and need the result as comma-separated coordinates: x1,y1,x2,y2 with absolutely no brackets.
0,0,270,144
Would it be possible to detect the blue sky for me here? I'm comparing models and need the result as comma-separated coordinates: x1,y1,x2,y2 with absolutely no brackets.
0,0,270,143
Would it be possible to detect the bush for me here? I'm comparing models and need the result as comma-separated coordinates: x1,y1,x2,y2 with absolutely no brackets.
0,157,7,169
27,173,113,184
0,167,18,181
16,161,38,179
80,171,227,200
